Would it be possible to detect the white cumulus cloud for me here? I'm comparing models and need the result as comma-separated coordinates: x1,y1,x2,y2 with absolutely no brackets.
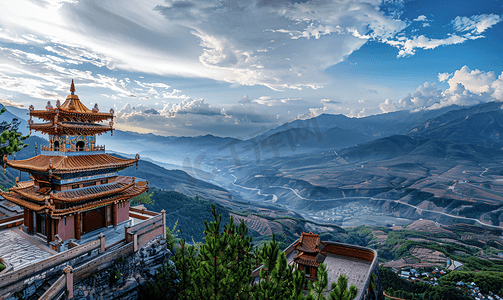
163,98,222,116
379,99,397,113
380,66,503,112
438,72,452,82
447,66,496,94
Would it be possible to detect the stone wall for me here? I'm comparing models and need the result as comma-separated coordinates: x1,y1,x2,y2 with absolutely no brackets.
0,239,101,300
73,237,172,300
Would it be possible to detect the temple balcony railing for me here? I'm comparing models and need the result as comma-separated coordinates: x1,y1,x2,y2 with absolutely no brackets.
40,145,106,156
41,145,105,152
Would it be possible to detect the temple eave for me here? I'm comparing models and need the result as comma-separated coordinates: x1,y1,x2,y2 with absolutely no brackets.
52,180,137,202
30,109,113,122
1,182,147,217
50,185,147,217
5,154,138,174
0,192,50,212
29,123,113,136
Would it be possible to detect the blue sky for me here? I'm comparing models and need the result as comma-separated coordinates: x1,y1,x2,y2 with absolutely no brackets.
0,0,502,137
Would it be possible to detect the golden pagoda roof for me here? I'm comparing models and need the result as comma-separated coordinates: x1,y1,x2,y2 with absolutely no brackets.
29,80,114,128
29,108,113,122
62,79,90,113
0,180,147,217
8,176,136,203
29,121,113,136
61,94,91,113
5,154,138,174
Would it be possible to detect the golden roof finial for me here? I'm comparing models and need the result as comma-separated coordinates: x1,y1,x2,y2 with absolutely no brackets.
70,79,75,94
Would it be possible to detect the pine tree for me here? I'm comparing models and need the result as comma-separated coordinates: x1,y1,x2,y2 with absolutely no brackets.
329,274,358,300
172,230,197,300
308,263,328,300
164,203,359,300
271,251,306,299
0,108,29,157
258,234,279,280
253,235,307,300
188,203,253,300
291,267,309,300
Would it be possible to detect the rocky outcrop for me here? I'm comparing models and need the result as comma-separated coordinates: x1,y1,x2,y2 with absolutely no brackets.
73,237,172,300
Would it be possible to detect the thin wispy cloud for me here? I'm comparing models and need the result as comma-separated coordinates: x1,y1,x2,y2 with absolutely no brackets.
0,0,501,137
452,14,502,34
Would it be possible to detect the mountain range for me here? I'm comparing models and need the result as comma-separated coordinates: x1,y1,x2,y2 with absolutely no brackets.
2,101,503,228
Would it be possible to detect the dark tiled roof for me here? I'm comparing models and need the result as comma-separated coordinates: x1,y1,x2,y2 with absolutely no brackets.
295,232,323,253
294,253,321,267
316,252,326,263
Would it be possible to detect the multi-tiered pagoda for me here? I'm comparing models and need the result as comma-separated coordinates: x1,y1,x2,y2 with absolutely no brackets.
1,81,148,243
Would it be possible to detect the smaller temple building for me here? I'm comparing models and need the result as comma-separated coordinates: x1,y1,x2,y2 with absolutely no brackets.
292,232,327,280
1,81,148,244
282,232,382,300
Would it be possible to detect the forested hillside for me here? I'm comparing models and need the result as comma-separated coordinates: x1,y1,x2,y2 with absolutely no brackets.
135,188,231,242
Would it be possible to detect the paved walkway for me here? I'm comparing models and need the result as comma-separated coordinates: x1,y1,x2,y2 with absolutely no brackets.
286,251,372,299
77,220,131,247
77,216,146,248
324,254,372,299
0,228,54,270
0,216,153,270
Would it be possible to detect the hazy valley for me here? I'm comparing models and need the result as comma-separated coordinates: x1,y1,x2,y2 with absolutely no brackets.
3,101,503,232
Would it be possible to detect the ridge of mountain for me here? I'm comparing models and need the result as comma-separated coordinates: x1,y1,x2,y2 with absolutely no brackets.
340,134,503,164
253,104,460,141
111,153,239,205
0,104,29,135
5,101,503,178
410,101,503,149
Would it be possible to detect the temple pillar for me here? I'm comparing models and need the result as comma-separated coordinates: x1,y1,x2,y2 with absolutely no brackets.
46,217,53,242
75,213,81,240
24,208,34,233
28,211,34,233
45,216,48,239
23,208,29,227
112,203,117,226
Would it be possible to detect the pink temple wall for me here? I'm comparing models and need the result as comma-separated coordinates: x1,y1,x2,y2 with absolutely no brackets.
117,201,129,224
58,214,75,241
